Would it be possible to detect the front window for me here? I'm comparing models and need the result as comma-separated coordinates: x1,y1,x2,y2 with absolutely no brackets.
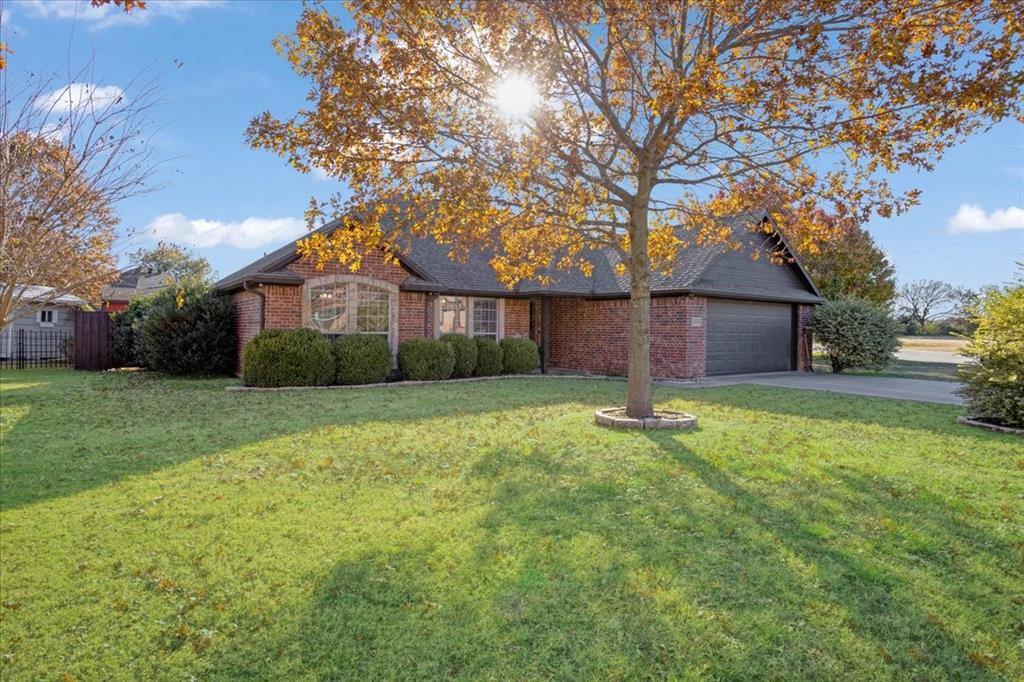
437,296,502,339
356,284,390,336
304,276,397,352
438,296,467,335
309,282,347,334
471,299,498,340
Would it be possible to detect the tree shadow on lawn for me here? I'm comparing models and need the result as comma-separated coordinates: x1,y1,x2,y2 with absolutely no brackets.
0,371,618,512
201,437,1012,680
2,372,1012,514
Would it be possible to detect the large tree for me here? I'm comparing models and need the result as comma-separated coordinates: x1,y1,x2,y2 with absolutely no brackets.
797,212,896,307
130,241,213,285
1,68,160,331
249,1,1024,418
897,279,958,327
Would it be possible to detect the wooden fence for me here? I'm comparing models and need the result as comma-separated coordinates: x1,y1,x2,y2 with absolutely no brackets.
74,310,114,371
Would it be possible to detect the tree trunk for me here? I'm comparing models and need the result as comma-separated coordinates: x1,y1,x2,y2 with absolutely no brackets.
625,202,653,419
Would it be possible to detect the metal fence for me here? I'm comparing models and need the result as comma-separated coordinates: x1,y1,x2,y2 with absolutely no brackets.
0,329,74,370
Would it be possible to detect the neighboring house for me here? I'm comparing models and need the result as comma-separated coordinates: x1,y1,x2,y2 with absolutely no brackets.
214,210,823,380
0,285,86,360
101,265,173,312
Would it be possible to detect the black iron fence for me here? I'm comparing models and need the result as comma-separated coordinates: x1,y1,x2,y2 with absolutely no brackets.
0,329,74,370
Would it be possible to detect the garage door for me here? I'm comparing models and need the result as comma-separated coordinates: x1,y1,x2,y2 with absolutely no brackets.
706,300,794,375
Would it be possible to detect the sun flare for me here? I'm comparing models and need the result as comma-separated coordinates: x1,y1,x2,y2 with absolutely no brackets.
491,74,540,120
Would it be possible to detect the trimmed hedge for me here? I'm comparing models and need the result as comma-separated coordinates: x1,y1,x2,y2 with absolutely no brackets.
499,337,540,374
333,334,392,385
440,333,478,378
138,290,236,375
474,337,503,376
398,337,455,381
242,328,334,387
812,298,900,374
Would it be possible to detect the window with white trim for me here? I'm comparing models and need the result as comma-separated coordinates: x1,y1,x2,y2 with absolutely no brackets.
471,298,498,340
356,283,390,336
38,310,55,326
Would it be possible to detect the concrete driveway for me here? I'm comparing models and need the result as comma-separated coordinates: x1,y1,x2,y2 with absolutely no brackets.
684,372,964,405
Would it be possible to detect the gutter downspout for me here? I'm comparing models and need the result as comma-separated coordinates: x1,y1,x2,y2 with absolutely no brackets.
242,280,266,332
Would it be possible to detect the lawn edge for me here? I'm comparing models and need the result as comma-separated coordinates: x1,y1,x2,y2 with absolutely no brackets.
227,373,633,392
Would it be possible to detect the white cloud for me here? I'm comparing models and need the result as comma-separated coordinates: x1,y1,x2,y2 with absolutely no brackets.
947,204,1024,234
145,213,306,249
34,83,125,113
24,0,223,29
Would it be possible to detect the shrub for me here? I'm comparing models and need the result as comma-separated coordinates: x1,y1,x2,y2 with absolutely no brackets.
138,288,236,375
499,336,540,374
398,337,455,381
242,328,334,387
474,337,503,377
957,287,1024,427
812,298,900,374
110,296,156,367
440,333,478,378
333,334,392,385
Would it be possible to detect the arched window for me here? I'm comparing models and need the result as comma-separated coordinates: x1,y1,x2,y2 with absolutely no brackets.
303,275,399,353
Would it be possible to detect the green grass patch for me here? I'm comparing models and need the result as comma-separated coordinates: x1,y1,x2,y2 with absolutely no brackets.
813,355,960,382
1,370,1021,680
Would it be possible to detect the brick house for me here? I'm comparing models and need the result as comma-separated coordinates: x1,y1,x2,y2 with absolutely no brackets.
214,210,822,379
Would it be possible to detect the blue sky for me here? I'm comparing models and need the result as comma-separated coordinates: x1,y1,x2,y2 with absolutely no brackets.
3,0,1022,289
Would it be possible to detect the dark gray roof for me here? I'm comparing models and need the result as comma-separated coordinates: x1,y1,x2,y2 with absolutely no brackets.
215,210,822,304
111,265,144,288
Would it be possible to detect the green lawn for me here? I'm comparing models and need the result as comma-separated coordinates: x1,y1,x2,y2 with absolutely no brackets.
1,370,1021,680
812,356,960,382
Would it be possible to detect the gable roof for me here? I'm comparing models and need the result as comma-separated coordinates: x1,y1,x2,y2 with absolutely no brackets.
102,265,174,302
215,210,822,304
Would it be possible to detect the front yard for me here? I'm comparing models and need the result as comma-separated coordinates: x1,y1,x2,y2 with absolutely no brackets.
1,371,1020,680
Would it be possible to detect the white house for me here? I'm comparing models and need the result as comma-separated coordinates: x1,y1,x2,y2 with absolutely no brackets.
1,285,88,361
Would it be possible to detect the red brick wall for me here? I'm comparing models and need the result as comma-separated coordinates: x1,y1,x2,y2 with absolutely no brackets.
796,304,814,371
262,284,303,329
680,296,707,379
546,295,707,380
504,299,530,337
231,290,263,371
399,291,431,342
529,298,542,345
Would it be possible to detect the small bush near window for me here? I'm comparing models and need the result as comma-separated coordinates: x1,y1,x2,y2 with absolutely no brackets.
333,334,392,385
398,337,455,381
138,288,236,375
957,287,1024,427
242,328,334,387
813,298,900,373
474,337,503,376
499,337,540,374
110,296,156,367
440,333,478,378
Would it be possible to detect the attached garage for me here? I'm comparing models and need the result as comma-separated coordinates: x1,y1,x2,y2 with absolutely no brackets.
705,299,794,375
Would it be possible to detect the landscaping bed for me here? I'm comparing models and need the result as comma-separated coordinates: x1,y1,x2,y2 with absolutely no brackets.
1,370,1021,680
